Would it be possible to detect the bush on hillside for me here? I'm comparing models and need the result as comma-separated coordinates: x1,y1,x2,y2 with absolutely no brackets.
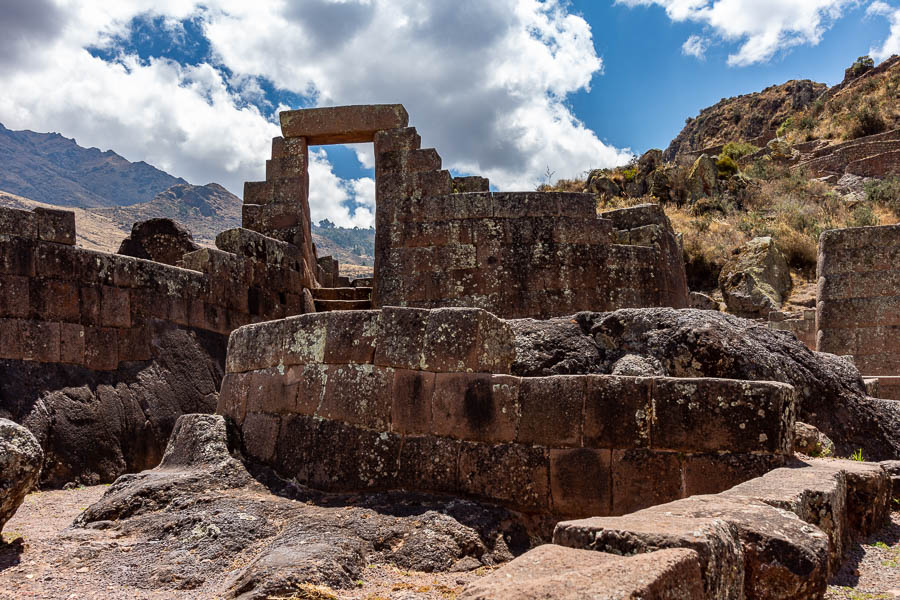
849,101,887,139
865,176,900,215
849,55,875,79
720,141,759,161
716,156,739,178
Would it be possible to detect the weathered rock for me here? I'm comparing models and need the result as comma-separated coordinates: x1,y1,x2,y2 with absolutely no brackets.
767,138,798,161
719,236,792,317
793,421,835,457
689,291,719,311
509,308,900,460
585,172,623,199
881,460,900,499
75,414,531,599
117,218,200,266
0,321,225,487
687,154,717,200
460,544,705,600
0,418,42,534
638,149,663,176
611,354,665,376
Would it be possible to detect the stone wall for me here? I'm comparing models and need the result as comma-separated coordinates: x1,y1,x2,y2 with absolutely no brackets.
372,126,689,318
768,308,816,350
817,224,900,375
219,307,795,518
0,206,312,371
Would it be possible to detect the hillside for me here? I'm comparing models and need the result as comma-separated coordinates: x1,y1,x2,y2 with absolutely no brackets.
0,122,186,208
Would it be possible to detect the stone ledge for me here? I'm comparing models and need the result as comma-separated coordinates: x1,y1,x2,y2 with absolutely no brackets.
280,104,409,144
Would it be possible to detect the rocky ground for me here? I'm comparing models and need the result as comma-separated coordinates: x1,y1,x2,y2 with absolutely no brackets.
826,507,900,599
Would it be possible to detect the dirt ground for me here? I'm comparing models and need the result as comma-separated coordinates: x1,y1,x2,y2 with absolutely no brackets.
826,509,900,599
0,486,486,600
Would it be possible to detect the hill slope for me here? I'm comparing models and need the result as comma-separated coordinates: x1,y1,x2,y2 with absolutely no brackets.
0,123,186,208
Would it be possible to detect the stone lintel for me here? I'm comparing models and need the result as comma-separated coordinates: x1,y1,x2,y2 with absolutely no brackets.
280,104,409,145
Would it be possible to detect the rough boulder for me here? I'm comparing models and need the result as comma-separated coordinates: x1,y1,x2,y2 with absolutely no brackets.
509,307,900,460
0,418,42,535
718,236,792,317
117,218,200,266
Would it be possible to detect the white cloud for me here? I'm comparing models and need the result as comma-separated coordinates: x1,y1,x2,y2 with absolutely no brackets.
868,1,900,61
0,0,631,228
682,34,709,59
618,0,855,66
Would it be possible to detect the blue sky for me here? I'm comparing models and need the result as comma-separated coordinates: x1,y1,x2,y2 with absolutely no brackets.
0,1,898,226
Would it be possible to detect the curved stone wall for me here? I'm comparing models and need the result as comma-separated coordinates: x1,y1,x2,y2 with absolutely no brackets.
219,307,795,517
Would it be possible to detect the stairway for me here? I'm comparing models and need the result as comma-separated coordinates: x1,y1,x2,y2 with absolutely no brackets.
310,286,373,311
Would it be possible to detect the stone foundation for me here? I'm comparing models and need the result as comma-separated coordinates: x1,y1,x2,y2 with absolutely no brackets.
219,307,794,518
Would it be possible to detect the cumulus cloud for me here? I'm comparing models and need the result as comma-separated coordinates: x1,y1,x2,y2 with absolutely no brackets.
682,34,709,59
868,1,900,61
618,0,854,66
0,0,631,227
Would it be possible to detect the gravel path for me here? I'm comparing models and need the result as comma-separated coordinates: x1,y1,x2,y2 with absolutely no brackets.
827,510,900,599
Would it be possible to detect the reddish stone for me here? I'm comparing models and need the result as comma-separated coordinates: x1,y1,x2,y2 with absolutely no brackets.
34,207,75,245
21,320,60,363
217,372,250,425
431,373,518,443
322,310,379,364
0,318,23,359
32,279,79,321
318,364,393,430
517,376,585,447
242,412,281,464
584,376,652,449
100,286,130,328
79,286,101,326
59,322,85,364
397,435,460,493
611,449,683,516
550,448,612,518
458,442,549,512
373,306,428,370
117,326,152,363
34,242,77,280
285,363,327,415
0,275,28,318
281,104,409,144
683,453,784,497
84,326,118,370
391,369,435,435
0,236,36,277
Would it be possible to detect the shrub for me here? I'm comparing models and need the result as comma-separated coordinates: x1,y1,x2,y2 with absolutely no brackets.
849,101,887,139
622,167,637,182
865,176,900,215
848,204,878,228
776,117,793,138
716,156,739,178
720,141,759,161
848,55,875,79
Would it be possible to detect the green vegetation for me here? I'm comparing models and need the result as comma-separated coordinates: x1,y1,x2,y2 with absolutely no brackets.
313,222,375,257
719,141,760,161
715,156,739,178
849,55,875,79
849,100,887,139
850,448,865,462
865,176,900,214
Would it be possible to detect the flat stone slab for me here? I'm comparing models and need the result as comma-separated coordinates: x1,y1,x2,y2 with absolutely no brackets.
280,104,409,144
460,544,704,600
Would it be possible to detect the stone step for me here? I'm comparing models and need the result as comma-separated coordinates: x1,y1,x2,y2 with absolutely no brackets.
311,287,372,301
313,299,373,312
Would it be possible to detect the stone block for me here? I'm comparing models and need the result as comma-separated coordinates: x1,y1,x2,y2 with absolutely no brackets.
583,376,652,449
117,325,152,363
431,373,519,443
373,306,428,370
421,307,515,373
373,126,421,155
58,322,85,364
451,176,490,193
84,326,118,370
682,453,784,497
0,275,28,318
273,414,319,483
241,367,293,415
322,310,379,364
34,207,76,245
34,241,77,280
79,285,101,326
243,181,274,205
391,369,435,435
21,320,60,363
458,442,549,512
460,545,705,600
651,378,794,455
550,448,612,518
32,279,79,321
0,207,37,238
611,449,682,516
285,363,327,416
242,412,281,465
0,318,23,359
226,320,286,373
0,235,36,276
217,372,249,425
553,513,743,600
100,286,130,328
396,435,460,494
318,364,393,430
281,104,409,144
517,376,585,447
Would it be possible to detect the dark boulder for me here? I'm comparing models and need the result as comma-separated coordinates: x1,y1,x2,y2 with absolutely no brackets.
117,218,200,266
509,308,900,460
0,321,226,487
0,418,42,534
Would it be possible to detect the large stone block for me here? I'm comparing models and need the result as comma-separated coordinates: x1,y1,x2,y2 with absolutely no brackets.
460,544,705,600
318,364,393,430
682,453,784,498
84,326,118,370
517,376,585,447
396,435,460,494
431,373,519,443
0,318,23,359
651,378,794,455
458,442,549,512
281,104,409,144
21,320,60,363
242,412,281,464
611,449,683,516
391,369,435,434
550,448,612,518
421,307,515,373
0,275,29,318
34,207,76,245
583,376,652,449
59,322,85,365
322,310,379,364
373,306,428,370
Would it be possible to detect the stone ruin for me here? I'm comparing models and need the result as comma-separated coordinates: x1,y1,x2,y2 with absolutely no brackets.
1,104,899,599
